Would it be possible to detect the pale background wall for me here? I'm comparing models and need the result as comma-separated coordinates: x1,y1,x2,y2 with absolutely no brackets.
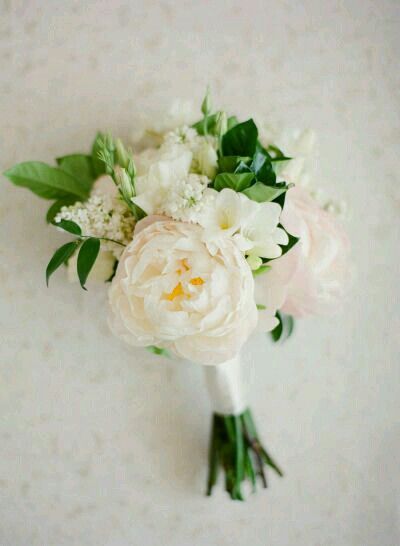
0,1,399,545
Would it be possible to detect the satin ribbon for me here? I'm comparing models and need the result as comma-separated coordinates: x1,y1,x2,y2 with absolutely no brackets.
203,355,247,415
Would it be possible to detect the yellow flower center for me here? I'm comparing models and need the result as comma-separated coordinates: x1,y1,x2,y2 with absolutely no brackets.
164,259,205,301
189,277,204,286
165,282,184,301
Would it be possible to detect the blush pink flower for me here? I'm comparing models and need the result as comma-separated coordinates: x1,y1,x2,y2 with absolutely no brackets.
256,187,351,317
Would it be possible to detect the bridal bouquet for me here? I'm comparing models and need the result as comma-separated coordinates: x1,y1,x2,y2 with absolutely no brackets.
4,91,350,500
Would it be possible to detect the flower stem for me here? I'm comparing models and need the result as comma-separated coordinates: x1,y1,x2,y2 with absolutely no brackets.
206,408,283,500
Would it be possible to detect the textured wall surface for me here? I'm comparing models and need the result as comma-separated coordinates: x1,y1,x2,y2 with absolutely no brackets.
1,1,399,545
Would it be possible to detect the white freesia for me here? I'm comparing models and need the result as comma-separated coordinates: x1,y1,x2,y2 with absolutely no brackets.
108,217,262,365
234,194,289,259
199,188,288,259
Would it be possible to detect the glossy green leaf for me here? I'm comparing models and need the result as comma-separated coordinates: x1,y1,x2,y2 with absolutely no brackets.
214,172,255,192
54,219,82,236
271,311,295,343
4,162,89,200
46,241,79,286
56,154,95,192
279,230,300,257
222,119,258,157
242,181,287,203
77,237,100,290
218,155,251,173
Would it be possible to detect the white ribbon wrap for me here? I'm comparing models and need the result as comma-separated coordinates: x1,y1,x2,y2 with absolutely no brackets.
203,355,247,415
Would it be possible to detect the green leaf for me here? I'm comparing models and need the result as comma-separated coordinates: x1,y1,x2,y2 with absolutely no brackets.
227,116,239,130
249,149,276,185
91,132,108,176
252,265,271,277
266,144,286,158
146,345,171,357
279,229,300,257
193,115,238,136
218,155,251,173
46,196,77,223
222,119,258,157
54,219,82,236
77,237,100,290
4,162,89,200
242,181,287,203
271,311,295,342
56,154,95,192
214,172,255,192
46,241,79,286
256,304,266,310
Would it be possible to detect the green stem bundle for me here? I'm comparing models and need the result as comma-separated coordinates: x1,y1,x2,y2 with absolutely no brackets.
206,408,283,501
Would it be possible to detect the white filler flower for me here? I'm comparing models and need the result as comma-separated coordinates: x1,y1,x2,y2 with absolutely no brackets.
108,217,260,365
55,176,135,257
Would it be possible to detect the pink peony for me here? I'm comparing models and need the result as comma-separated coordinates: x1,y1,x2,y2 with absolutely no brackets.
256,187,351,318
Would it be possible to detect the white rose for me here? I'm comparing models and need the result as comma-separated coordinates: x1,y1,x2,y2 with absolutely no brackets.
108,217,258,365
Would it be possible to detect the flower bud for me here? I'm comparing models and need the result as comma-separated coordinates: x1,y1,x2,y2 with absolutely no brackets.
201,87,212,116
215,111,228,138
114,166,134,201
246,255,263,271
115,138,131,170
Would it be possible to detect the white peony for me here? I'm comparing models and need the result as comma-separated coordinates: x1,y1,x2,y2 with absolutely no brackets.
108,217,260,365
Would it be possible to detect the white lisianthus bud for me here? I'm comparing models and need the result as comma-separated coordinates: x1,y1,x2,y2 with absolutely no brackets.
246,255,263,271
115,138,130,169
201,86,212,116
195,141,218,179
114,166,135,201
215,111,228,138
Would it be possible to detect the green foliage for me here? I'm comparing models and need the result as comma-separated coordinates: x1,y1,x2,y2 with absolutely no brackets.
54,219,82,236
252,265,271,277
146,346,171,357
77,237,101,290
56,154,95,192
46,241,79,286
4,161,89,200
46,197,77,223
214,172,255,192
270,311,295,342
222,119,258,157
242,181,287,203
193,114,238,136
207,408,283,500
91,132,110,176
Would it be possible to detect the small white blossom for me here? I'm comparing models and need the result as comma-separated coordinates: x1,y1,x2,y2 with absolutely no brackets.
54,176,135,258
198,188,288,259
